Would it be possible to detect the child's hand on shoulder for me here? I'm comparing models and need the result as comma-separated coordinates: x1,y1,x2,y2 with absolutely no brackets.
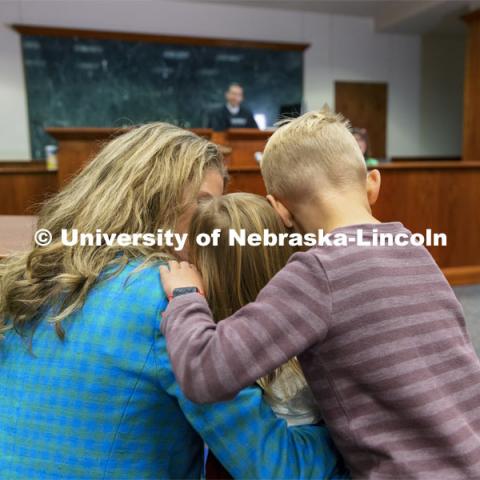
159,261,205,299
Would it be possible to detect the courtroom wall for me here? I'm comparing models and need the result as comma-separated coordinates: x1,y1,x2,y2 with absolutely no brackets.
0,0,422,160
420,33,465,157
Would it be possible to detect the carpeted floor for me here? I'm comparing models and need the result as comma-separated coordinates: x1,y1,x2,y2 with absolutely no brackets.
454,284,480,356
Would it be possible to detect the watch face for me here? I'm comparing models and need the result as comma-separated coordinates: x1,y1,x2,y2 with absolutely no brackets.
172,287,199,297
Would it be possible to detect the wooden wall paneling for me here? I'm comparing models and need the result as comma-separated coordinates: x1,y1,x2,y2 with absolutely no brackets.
10,127,479,276
46,127,213,188
0,167,58,215
57,139,106,187
372,163,480,268
443,266,480,286
224,129,271,168
226,167,266,196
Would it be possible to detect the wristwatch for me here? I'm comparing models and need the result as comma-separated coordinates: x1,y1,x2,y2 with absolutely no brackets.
169,287,203,300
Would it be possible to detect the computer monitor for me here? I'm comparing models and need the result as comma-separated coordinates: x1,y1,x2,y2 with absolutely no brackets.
278,104,302,121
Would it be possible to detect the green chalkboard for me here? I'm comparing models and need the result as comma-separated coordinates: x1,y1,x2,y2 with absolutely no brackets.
21,34,303,159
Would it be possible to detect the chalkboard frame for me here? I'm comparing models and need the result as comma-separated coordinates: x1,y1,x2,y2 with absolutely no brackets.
12,24,309,51
13,24,308,159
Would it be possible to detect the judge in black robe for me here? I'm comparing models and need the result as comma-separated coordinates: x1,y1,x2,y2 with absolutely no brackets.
208,83,258,131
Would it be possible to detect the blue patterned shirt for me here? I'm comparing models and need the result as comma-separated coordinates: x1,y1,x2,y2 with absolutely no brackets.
0,260,345,479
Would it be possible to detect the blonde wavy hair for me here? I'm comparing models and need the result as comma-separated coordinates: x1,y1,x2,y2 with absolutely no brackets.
189,192,306,400
0,123,225,339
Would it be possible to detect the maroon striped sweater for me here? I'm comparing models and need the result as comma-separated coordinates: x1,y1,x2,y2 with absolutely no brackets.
161,222,480,479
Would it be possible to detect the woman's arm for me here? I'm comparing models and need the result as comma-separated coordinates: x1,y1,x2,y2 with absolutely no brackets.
160,251,331,403
154,331,348,480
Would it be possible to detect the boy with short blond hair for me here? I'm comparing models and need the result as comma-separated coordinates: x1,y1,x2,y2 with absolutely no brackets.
160,109,480,479
262,110,367,201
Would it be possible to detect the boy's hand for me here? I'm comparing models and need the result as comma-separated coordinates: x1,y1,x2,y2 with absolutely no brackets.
159,261,205,299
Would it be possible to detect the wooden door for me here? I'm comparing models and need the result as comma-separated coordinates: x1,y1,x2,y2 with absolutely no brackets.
335,81,388,158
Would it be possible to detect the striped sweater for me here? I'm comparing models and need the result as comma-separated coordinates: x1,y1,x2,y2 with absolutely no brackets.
162,222,480,479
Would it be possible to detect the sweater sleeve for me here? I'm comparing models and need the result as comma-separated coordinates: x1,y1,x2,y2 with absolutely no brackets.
161,250,331,404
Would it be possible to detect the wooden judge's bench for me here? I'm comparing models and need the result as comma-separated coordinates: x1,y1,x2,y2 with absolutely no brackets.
1,126,480,285
44,127,268,194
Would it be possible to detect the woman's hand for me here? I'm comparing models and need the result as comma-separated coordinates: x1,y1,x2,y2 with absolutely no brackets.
159,261,205,299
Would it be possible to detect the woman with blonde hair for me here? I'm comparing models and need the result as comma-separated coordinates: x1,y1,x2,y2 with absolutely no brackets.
0,123,343,479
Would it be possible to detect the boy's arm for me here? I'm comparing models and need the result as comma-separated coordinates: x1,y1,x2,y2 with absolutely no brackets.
160,251,331,403
154,329,346,480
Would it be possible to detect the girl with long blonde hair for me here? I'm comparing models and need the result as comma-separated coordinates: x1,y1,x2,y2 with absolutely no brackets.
0,123,343,480
189,192,321,426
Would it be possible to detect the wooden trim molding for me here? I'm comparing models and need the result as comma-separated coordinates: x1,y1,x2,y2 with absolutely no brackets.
11,24,310,52
391,156,461,162
0,166,54,175
0,160,52,174
45,127,213,141
442,266,480,286
225,128,274,140
372,161,480,170
45,127,130,142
